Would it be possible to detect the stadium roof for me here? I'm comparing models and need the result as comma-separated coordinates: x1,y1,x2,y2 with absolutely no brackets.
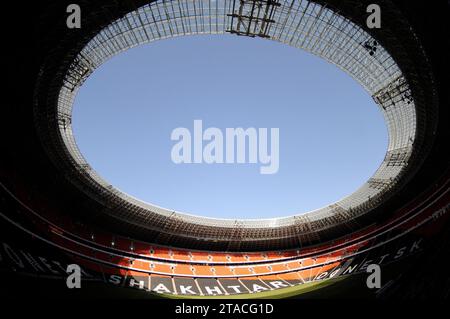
30,0,440,249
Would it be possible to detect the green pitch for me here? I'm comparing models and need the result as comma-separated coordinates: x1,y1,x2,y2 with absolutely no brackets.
158,277,344,299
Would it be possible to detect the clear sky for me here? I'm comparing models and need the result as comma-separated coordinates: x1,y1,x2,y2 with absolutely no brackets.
72,34,388,220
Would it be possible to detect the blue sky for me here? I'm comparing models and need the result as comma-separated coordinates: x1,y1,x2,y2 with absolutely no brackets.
72,34,387,219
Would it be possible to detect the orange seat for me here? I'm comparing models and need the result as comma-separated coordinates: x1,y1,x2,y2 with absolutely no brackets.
229,254,248,263
251,265,271,275
171,250,191,261
152,247,171,259
299,258,315,267
210,254,228,262
315,255,329,264
173,264,195,276
194,265,214,276
213,265,234,276
277,272,302,281
152,262,173,274
190,251,210,262
233,267,253,276
267,263,288,272
132,259,150,271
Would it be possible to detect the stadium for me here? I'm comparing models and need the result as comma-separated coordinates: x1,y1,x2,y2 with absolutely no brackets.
1,0,448,300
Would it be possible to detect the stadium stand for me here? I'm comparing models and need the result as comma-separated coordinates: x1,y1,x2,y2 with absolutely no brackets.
1,0,448,298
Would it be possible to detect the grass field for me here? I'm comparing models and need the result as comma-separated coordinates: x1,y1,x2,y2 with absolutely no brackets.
159,277,345,299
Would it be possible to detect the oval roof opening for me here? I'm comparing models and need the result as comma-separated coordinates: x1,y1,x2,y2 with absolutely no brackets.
72,34,388,219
